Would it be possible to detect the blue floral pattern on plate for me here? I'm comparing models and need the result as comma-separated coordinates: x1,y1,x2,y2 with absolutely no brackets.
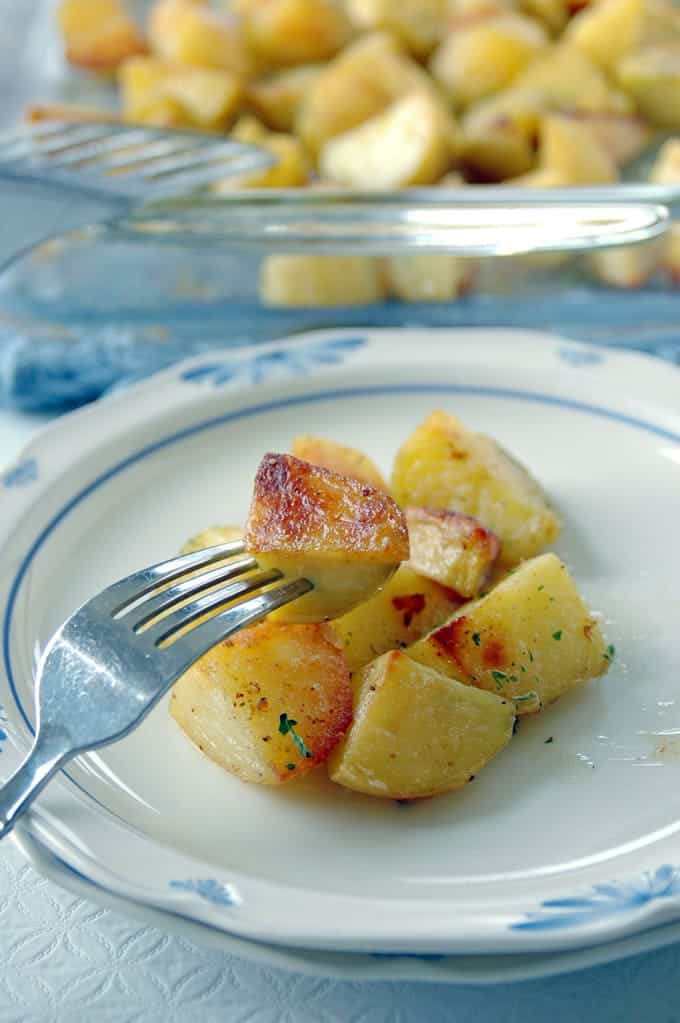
512,865,680,930
180,336,366,388
2,457,37,488
169,879,236,907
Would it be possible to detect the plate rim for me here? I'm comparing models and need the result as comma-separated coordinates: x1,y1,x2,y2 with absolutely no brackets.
3,326,680,958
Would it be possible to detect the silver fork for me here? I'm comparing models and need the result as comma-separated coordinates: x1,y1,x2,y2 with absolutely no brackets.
0,120,274,202
0,540,312,839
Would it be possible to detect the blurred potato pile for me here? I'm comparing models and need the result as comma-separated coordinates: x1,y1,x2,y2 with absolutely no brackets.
52,0,680,300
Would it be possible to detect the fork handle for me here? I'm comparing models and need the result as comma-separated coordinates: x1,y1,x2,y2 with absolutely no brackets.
0,730,72,840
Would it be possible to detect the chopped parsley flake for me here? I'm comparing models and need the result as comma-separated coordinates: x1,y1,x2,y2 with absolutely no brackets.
279,713,313,759
286,763,296,771
472,632,481,647
513,690,539,705
604,644,616,661
528,649,534,663
491,670,507,689
552,630,563,641
537,585,545,591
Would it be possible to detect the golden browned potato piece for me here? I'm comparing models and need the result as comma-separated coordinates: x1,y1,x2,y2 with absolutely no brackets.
328,650,515,798
239,0,353,68
319,92,460,189
520,0,569,35
391,410,560,567
215,116,309,188
533,113,618,184
291,436,389,491
564,0,644,69
383,255,476,302
408,553,611,714
245,453,409,622
405,508,500,596
171,621,352,783
119,57,243,129
513,44,634,112
346,0,448,58
148,0,253,76
616,46,680,127
295,32,435,159
246,65,324,131
332,564,464,672
430,15,548,110
260,254,385,307
58,0,146,72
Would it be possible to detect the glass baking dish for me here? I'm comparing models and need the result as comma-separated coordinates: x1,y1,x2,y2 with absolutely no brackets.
2,0,680,412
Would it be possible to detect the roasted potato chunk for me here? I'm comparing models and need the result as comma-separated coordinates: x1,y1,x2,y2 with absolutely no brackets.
295,32,435,159
332,563,464,672
245,453,409,622
239,0,353,68
430,15,548,110
171,621,352,784
346,0,448,57
383,255,475,302
260,254,385,307
319,91,460,189
391,410,560,566
246,65,323,131
408,553,610,713
119,57,243,129
328,650,515,798
148,0,253,76
291,435,389,491
587,240,664,287
532,113,618,184
58,0,146,72
513,44,634,112
616,46,680,127
405,508,500,596
215,116,309,188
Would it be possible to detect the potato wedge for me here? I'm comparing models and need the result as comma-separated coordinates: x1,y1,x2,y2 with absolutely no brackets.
260,254,385,307
405,507,500,596
383,254,475,302
328,650,515,798
616,46,680,127
148,0,253,76
346,0,448,57
430,15,548,109
408,552,611,713
171,621,352,783
291,436,389,491
539,113,619,183
319,91,461,189
295,32,436,159
513,44,634,112
391,410,560,566
58,0,146,72
245,453,409,622
239,0,353,68
564,0,644,69
246,65,324,131
119,57,243,129
214,116,309,189
332,563,464,672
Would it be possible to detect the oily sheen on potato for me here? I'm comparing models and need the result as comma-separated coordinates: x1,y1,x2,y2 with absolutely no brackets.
408,552,610,713
244,453,409,622
405,507,500,596
170,620,352,784
328,650,516,799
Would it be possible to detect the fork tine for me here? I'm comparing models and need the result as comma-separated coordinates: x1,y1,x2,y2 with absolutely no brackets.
143,568,283,647
126,554,258,630
48,129,170,168
163,577,314,678
21,125,115,161
73,136,196,171
100,541,247,616
142,152,274,195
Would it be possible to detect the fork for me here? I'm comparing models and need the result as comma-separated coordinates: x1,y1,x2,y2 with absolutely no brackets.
0,540,312,839
0,119,274,202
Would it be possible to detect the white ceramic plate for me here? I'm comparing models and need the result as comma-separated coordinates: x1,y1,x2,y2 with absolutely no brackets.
3,328,680,973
